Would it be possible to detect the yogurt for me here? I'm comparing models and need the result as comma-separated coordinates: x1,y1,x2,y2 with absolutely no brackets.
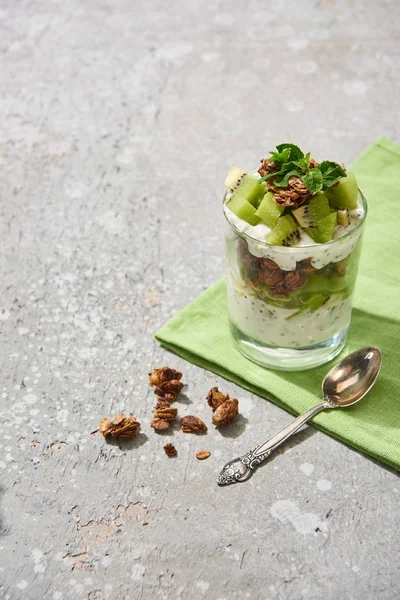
223,203,364,272
227,276,352,348
224,187,366,350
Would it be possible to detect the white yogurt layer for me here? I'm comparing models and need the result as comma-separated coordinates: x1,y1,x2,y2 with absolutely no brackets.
227,277,352,348
224,204,364,271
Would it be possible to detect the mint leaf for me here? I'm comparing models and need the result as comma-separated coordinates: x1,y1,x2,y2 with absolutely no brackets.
259,156,308,186
302,168,323,194
270,148,291,164
319,161,346,190
276,143,304,161
258,171,282,184
273,169,303,187
295,152,310,171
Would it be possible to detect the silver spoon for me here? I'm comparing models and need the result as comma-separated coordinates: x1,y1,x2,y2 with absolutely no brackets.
217,346,382,486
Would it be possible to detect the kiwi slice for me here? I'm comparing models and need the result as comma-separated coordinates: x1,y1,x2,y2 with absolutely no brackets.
266,215,300,247
226,194,261,226
231,174,266,208
307,212,337,244
326,172,358,209
305,273,347,293
292,193,331,228
337,208,350,226
304,293,330,311
224,166,245,190
255,192,284,228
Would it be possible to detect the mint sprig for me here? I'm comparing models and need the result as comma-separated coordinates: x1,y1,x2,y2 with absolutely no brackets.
275,143,304,161
302,168,323,195
318,160,346,189
269,147,292,164
258,144,347,194
273,169,303,188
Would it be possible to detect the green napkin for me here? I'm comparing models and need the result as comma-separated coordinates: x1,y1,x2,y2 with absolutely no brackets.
156,137,400,471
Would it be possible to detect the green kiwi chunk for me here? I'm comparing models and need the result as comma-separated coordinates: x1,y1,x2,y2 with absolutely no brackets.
292,193,331,228
326,172,358,209
307,212,337,243
337,209,350,226
226,194,261,226
233,174,266,208
255,192,284,228
266,215,300,246
224,166,245,190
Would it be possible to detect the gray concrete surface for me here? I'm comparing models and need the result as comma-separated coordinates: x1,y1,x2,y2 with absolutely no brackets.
0,1,399,599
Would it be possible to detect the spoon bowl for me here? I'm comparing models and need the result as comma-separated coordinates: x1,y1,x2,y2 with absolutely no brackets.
322,346,382,407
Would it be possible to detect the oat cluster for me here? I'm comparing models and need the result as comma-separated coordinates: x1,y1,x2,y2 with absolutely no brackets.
206,387,239,426
149,367,183,431
180,415,207,433
99,413,140,440
258,157,319,208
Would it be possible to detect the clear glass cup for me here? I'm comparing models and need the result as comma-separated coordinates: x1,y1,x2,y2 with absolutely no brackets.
224,190,367,370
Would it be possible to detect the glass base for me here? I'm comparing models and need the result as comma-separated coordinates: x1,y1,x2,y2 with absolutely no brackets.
230,322,348,371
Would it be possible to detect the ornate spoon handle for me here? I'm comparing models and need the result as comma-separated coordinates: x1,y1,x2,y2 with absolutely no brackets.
217,400,330,486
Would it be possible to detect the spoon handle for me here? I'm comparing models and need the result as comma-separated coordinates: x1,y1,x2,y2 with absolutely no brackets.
217,400,330,486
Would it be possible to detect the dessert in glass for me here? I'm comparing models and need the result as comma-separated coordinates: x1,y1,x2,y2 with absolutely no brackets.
223,143,367,370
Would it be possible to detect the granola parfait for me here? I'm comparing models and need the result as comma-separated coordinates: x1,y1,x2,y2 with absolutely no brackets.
223,143,367,370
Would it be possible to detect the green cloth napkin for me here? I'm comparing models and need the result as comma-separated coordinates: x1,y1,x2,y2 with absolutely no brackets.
156,137,400,471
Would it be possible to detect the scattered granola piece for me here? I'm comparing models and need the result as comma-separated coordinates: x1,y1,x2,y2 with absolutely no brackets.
154,396,172,409
151,419,170,431
163,443,177,457
99,413,140,440
149,367,184,401
206,387,229,411
154,379,184,402
212,398,239,427
151,405,178,431
149,366,182,386
206,385,240,427
180,415,207,434
196,450,211,460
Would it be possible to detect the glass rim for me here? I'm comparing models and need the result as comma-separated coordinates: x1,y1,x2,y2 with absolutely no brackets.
223,188,368,249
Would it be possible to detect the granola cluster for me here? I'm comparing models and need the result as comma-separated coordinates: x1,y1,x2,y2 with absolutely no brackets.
206,387,239,426
259,257,314,297
163,443,177,457
152,405,178,431
213,398,239,426
149,367,183,431
99,413,140,440
149,367,183,402
180,415,207,433
206,387,229,410
258,157,319,208
239,240,320,298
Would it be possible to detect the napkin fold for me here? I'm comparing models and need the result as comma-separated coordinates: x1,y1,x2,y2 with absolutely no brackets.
156,137,400,471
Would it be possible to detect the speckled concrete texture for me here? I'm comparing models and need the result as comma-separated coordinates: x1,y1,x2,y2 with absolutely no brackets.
0,1,399,599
